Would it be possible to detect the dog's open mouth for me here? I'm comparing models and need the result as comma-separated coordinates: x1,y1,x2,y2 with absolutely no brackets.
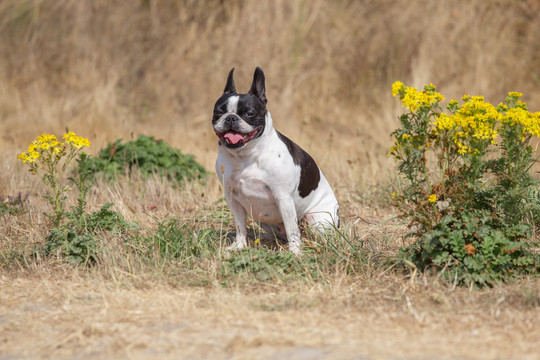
215,128,261,147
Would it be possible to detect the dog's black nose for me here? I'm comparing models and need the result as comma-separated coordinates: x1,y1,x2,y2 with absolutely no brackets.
225,114,238,126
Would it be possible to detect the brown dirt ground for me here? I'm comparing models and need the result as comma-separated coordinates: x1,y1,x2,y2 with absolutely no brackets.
2,254,540,360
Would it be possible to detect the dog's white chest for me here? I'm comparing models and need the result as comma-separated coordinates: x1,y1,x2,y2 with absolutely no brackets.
226,164,283,224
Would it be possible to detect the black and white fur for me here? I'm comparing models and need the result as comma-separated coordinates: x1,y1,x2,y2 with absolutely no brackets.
213,67,339,254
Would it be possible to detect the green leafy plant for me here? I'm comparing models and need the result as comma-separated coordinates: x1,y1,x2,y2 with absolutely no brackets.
87,134,207,185
45,202,136,264
18,133,136,264
390,82,540,285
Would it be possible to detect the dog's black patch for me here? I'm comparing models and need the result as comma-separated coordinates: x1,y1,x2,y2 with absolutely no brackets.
277,131,320,198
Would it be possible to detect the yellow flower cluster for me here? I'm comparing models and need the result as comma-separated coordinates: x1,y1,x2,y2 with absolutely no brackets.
501,107,540,140
18,134,62,163
17,147,40,163
499,91,540,139
435,96,499,154
18,132,90,165
428,194,437,203
508,91,523,99
392,81,445,112
390,83,539,159
63,131,91,149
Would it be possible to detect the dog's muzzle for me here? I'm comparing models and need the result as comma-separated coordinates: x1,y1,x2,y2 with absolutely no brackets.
214,127,262,147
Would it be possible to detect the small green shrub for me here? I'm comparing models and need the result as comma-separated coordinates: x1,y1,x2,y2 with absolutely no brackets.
221,249,320,282
45,202,137,264
87,134,207,185
401,209,537,285
390,82,540,285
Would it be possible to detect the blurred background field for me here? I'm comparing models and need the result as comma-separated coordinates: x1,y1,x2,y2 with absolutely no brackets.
1,0,539,187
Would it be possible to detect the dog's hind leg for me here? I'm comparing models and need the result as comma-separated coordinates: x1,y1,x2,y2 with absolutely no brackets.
305,208,340,232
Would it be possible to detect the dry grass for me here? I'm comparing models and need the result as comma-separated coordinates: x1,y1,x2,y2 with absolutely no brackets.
2,268,540,359
1,0,539,182
1,0,540,359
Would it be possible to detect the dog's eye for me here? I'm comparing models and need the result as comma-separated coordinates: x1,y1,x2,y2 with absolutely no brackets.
245,111,256,117
214,110,224,118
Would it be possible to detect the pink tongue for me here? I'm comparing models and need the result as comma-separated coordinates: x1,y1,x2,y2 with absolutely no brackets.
224,132,244,144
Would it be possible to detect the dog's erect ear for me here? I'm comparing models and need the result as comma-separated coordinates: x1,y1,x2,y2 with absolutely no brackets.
248,67,267,105
223,68,236,94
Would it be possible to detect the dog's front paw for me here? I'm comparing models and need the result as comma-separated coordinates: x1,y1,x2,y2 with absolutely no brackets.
226,240,247,251
289,243,302,255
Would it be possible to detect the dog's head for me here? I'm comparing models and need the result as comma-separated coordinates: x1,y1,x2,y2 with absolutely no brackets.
212,67,268,149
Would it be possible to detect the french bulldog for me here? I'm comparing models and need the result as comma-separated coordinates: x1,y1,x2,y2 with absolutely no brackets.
213,67,339,254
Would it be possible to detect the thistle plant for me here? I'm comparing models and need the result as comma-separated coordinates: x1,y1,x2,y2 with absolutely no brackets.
18,132,91,227
390,82,540,285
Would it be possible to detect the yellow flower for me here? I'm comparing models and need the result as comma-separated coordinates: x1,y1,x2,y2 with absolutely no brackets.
428,194,437,203
254,238,260,244
52,145,64,154
17,148,40,164
63,131,91,149
435,113,455,131
395,83,444,112
501,107,540,138
18,131,90,166
391,192,398,199
388,145,400,157
392,81,405,97
497,103,508,111
34,134,57,150
434,94,500,153
516,100,527,109
456,142,470,155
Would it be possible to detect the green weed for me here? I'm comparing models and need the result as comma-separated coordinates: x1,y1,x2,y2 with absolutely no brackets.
87,134,207,185
42,154,137,264
221,249,320,283
144,217,218,262
0,193,27,217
